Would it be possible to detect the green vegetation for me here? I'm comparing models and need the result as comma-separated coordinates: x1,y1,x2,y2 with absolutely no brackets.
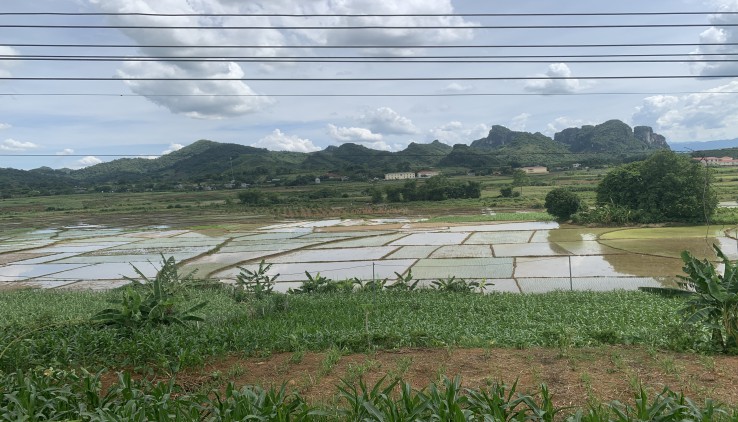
2,369,733,421
545,188,583,220
91,256,206,329
382,176,481,203
0,287,694,374
680,245,738,351
589,150,717,223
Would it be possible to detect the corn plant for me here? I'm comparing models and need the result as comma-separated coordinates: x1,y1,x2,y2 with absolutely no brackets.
680,244,738,350
92,255,206,328
235,260,279,300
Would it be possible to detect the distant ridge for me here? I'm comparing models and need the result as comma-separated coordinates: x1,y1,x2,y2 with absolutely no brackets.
669,138,738,153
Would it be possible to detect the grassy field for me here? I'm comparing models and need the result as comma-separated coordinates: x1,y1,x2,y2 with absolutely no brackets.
3,285,738,419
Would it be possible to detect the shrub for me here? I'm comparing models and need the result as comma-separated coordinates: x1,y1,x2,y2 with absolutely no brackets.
544,188,582,220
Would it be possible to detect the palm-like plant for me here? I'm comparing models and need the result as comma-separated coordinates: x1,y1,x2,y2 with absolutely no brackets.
92,255,206,328
235,260,279,299
680,245,738,350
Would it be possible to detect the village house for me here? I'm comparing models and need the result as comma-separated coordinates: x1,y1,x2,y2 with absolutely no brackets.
384,172,416,180
519,166,549,174
694,156,738,166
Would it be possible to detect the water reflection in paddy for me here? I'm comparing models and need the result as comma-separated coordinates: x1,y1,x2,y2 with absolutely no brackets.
1,219,735,292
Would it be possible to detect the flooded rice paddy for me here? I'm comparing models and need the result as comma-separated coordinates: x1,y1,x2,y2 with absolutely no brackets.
1,220,737,293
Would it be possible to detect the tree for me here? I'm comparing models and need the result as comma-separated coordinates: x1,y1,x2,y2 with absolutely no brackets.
596,150,717,222
544,188,582,220
512,169,530,194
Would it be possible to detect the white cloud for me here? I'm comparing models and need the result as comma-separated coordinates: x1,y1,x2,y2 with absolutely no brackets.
544,117,592,136
86,0,477,118
56,148,74,156
327,124,383,143
0,46,18,78
251,129,320,152
632,80,738,140
429,121,490,144
691,2,738,75
74,156,103,169
441,82,473,92
524,63,587,94
359,107,419,134
509,113,531,131
89,0,274,119
0,123,10,130
0,139,39,152
162,143,184,155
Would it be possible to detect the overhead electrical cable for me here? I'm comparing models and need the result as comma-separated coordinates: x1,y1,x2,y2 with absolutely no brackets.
2,23,736,29
4,42,736,49
1,11,735,17
2,75,737,81
2,91,738,98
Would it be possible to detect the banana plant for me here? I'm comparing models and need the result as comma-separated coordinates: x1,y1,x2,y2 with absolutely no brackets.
680,245,738,350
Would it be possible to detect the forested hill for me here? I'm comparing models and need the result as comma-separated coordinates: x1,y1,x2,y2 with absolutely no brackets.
1,120,673,196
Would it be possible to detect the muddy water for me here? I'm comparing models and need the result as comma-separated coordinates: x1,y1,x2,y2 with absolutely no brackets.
1,220,735,292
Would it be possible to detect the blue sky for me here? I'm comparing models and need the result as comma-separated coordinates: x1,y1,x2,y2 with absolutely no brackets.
1,0,737,169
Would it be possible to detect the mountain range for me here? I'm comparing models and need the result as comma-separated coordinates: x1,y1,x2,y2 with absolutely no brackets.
0,119,678,196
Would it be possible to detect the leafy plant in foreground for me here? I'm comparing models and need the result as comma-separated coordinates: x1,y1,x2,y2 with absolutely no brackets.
235,260,279,300
680,245,738,351
289,271,349,294
91,255,207,328
431,276,490,293
386,270,420,291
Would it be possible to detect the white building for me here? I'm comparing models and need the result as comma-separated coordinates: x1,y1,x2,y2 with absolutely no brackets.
384,172,416,180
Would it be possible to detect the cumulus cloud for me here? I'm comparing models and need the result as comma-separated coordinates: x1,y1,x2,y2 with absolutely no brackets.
88,0,275,119
632,80,738,139
0,139,39,152
251,129,320,152
359,107,419,134
524,63,587,94
86,0,477,118
74,156,103,169
0,46,18,77
429,121,490,144
162,143,184,155
441,82,473,92
509,113,531,131
544,117,592,136
691,2,738,75
0,123,10,130
327,124,383,143
56,148,74,156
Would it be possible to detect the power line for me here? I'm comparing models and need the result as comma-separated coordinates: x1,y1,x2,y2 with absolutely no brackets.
3,54,738,64
1,11,735,17
3,75,737,81
3,91,738,98
3,23,736,29
4,42,736,49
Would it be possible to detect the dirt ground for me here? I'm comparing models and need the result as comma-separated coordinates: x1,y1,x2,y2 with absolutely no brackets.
142,346,738,409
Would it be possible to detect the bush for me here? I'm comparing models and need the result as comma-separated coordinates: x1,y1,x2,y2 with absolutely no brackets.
544,188,582,220
596,150,717,222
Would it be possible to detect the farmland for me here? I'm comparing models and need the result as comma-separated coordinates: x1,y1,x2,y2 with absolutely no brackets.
3,167,738,419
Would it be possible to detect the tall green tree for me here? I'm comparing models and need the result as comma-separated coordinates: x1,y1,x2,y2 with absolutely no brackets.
512,169,530,195
596,150,717,222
